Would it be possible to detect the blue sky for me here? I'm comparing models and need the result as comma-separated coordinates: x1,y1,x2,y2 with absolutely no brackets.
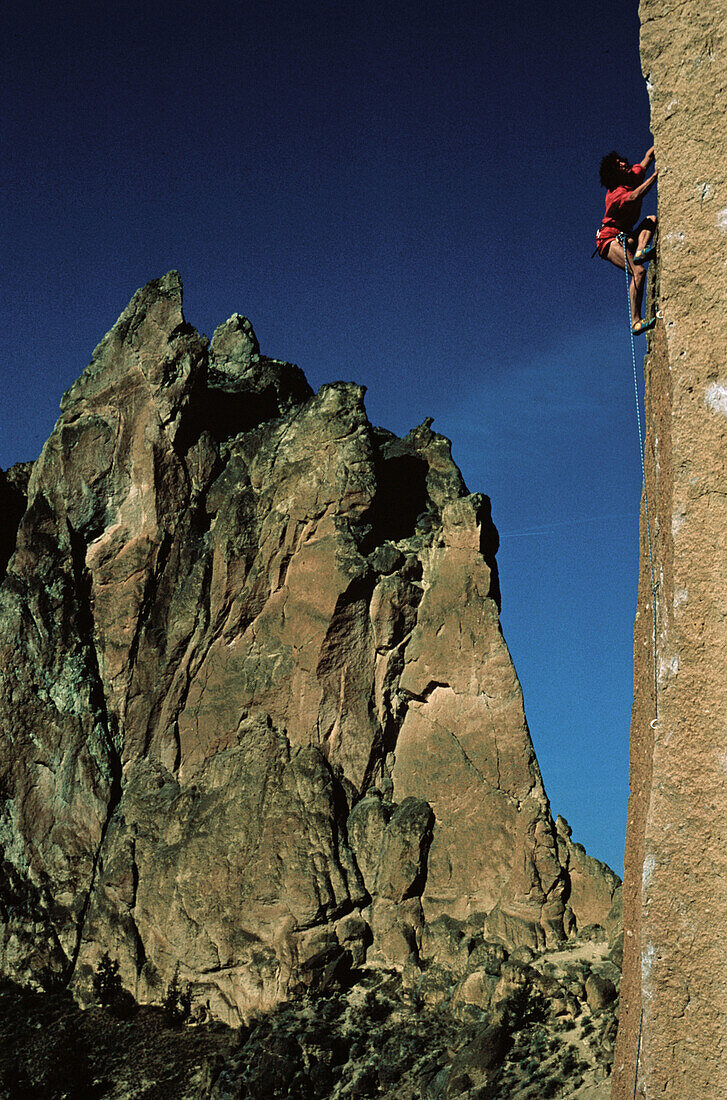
1,0,656,875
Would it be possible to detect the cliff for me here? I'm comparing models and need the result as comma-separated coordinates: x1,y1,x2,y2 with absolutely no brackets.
613,2,727,1097
0,273,618,1030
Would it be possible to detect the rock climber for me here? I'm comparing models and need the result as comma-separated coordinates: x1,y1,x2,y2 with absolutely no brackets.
595,147,658,335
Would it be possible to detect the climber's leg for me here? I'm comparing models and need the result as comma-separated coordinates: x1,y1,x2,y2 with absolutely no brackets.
604,238,645,325
634,216,657,263
632,260,646,323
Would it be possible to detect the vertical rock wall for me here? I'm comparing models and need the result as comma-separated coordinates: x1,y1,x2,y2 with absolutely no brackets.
614,4,727,1096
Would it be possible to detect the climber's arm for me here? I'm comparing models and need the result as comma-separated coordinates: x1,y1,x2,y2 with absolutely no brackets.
630,169,658,200
639,146,656,170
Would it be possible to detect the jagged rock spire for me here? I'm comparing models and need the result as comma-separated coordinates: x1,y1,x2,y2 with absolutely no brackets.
0,275,618,1022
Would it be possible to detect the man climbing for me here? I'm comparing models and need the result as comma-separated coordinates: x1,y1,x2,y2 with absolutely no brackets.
595,147,658,335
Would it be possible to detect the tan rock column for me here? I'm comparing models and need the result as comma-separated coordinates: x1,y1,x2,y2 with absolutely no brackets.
614,3,727,1097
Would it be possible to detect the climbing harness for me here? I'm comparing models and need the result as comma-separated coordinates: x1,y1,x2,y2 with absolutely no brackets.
620,232,659,723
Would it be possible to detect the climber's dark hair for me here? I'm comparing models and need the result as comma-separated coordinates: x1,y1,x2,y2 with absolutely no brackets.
600,151,628,189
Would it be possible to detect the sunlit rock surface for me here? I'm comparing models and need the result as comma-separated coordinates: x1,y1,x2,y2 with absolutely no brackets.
614,1,727,1096
0,273,617,1026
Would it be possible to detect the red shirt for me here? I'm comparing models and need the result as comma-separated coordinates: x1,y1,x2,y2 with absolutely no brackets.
598,163,646,247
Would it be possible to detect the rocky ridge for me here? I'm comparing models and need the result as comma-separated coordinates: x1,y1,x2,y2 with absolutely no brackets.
614,2,727,1096
0,273,619,1087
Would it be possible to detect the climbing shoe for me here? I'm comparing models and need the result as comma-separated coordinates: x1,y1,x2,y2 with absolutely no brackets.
634,240,657,264
632,317,656,336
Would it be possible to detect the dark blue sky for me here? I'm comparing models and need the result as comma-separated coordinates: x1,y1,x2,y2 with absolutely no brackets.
1,0,656,875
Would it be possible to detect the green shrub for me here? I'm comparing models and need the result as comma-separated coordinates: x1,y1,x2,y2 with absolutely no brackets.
92,952,122,1007
162,963,193,1025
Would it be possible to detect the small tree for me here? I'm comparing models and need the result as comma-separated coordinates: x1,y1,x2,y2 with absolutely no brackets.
163,963,193,1025
93,952,122,1006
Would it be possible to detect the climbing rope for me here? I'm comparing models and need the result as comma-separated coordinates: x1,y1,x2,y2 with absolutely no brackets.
632,1006,644,1099
622,239,654,1098
621,234,659,722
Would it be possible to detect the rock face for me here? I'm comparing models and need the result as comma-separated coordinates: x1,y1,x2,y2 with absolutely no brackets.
0,272,617,1024
613,3,727,1097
